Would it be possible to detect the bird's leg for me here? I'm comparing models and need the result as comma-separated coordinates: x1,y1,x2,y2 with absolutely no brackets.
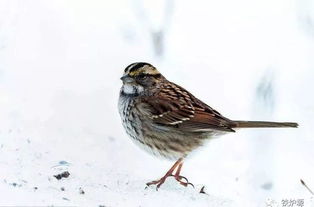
146,158,194,189
146,158,183,189
172,162,194,188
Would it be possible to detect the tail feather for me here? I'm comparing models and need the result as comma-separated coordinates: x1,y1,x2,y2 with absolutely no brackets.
232,120,298,128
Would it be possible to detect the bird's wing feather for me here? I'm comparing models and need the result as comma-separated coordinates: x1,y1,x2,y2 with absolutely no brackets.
138,82,235,132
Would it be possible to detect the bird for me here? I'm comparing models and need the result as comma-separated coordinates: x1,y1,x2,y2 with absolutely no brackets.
118,62,298,189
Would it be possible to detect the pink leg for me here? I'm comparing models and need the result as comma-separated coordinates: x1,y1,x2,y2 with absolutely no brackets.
146,158,194,189
172,162,194,187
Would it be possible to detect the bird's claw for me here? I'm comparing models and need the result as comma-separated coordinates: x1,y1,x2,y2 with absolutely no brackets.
145,174,194,190
170,174,194,188
170,174,188,182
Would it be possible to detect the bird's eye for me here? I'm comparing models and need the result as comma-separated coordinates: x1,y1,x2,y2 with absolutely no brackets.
138,74,147,80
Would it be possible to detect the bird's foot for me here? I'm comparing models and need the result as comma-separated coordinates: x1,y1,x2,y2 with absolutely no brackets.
171,174,194,188
146,174,194,190
146,175,168,190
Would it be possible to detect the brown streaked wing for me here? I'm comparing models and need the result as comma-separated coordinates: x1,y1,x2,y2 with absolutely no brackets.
138,82,235,132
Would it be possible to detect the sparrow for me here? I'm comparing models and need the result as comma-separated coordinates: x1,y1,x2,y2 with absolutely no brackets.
118,62,298,189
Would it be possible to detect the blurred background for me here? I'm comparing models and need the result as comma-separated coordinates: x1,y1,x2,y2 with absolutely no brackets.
0,0,314,206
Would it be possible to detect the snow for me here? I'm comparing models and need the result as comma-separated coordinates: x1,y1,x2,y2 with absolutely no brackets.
0,128,235,207
1,0,314,206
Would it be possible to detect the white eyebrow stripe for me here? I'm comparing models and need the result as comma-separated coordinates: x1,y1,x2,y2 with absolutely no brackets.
126,63,137,73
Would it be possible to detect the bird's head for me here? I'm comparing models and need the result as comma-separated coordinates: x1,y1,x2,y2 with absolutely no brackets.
120,62,164,95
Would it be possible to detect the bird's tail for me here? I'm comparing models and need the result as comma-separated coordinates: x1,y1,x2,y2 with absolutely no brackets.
232,120,298,128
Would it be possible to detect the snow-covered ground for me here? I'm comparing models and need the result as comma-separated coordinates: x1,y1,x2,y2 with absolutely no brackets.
1,0,314,206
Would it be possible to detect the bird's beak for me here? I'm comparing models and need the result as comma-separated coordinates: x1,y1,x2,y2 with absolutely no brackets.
120,75,134,83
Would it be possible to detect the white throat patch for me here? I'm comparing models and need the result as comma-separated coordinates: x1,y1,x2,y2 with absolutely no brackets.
122,83,144,95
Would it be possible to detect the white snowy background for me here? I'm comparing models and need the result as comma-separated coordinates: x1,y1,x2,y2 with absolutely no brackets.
0,0,314,206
